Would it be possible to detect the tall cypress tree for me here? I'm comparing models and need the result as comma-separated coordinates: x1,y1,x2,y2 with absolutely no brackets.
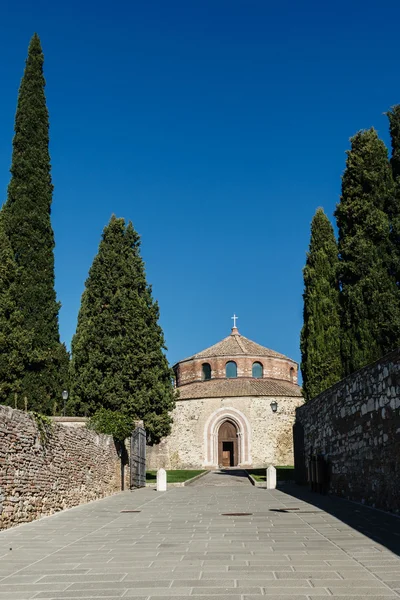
2,34,69,412
69,216,176,443
335,128,400,375
300,208,342,400
0,216,33,407
388,106,400,177
386,105,400,283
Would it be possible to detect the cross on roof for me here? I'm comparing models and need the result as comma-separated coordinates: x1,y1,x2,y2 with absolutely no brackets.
231,314,238,328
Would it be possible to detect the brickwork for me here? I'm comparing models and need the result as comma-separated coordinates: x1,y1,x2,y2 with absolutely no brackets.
174,328,298,387
0,405,125,530
175,356,297,386
295,349,400,513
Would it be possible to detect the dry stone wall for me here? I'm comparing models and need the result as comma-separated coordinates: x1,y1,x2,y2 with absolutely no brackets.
295,349,400,513
0,405,123,530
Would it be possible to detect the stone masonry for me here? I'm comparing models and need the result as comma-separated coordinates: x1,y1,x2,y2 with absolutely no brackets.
295,348,400,513
0,405,124,530
148,327,303,470
147,395,303,469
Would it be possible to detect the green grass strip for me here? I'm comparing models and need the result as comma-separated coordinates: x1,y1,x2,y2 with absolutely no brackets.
146,469,206,483
247,466,294,482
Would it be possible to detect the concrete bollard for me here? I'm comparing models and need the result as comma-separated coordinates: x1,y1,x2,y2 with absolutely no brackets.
266,465,276,489
157,468,167,492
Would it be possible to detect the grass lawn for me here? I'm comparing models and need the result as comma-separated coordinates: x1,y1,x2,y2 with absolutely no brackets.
146,470,206,483
248,466,294,482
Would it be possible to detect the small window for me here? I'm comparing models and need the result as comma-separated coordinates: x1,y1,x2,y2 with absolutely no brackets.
252,362,263,378
226,361,237,378
202,363,211,381
290,367,295,382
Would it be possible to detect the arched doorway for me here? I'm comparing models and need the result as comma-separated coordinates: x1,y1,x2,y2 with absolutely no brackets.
204,407,252,467
218,421,238,467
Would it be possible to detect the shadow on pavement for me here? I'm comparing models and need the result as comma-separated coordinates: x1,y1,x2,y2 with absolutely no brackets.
213,469,250,478
270,483,400,558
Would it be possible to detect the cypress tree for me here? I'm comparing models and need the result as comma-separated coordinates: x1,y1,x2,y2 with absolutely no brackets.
69,216,176,443
300,208,342,400
335,128,400,375
387,105,400,182
386,105,400,283
0,216,33,407
2,34,69,412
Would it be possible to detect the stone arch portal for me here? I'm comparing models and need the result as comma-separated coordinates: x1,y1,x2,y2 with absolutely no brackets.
218,420,238,467
204,407,252,468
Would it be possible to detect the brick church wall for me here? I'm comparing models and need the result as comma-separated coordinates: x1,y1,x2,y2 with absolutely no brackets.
175,356,298,386
295,349,400,513
0,405,124,530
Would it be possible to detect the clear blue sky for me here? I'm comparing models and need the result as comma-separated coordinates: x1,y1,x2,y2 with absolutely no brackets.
0,1,399,371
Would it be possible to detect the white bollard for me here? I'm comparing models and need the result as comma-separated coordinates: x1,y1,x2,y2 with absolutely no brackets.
266,465,277,489
157,468,167,492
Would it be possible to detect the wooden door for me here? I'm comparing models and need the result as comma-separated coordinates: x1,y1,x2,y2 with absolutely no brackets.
218,421,238,467
222,442,233,467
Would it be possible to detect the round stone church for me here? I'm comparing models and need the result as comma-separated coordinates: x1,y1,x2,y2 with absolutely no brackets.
147,323,303,469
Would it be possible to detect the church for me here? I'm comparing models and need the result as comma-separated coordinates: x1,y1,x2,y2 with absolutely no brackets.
147,318,303,469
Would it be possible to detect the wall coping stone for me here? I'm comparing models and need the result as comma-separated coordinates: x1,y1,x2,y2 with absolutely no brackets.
297,346,400,411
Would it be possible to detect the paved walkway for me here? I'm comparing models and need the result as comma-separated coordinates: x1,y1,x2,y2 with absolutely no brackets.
190,469,251,487
1,475,400,599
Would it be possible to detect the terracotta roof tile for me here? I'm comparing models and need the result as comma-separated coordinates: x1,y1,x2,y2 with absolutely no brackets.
177,378,303,400
180,331,292,362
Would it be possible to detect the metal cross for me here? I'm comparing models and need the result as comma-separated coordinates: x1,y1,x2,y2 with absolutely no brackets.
231,314,238,328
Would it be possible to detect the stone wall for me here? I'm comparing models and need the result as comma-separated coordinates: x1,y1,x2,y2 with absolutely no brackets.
295,349,400,513
147,395,303,469
51,416,88,428
0,405,125,530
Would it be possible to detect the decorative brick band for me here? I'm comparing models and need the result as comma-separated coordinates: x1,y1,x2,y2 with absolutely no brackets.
175,355,298,387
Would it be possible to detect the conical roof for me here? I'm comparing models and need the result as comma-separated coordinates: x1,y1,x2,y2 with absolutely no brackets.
177,378,302,399
179,328,294,363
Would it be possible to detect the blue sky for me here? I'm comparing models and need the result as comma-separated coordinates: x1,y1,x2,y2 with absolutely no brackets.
0,1,399,371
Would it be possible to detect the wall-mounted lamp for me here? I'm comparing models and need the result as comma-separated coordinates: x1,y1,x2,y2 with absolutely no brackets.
270,400,278,413
62,389,69,416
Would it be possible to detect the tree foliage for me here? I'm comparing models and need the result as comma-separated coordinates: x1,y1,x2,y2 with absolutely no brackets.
386,105,400,283
387,105,400,183
87,408,132,442
0,216,33,406
300,208,342,400
1,33,69,412
69,215,176,443
335,128,400,375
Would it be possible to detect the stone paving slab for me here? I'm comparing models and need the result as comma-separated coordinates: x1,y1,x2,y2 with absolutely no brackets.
0,476,400,599
189,469,251,487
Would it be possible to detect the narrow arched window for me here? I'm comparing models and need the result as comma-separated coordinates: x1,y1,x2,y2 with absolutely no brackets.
202,363,211,381
290,367,295,382
252,362,263,378
226,361,237,378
